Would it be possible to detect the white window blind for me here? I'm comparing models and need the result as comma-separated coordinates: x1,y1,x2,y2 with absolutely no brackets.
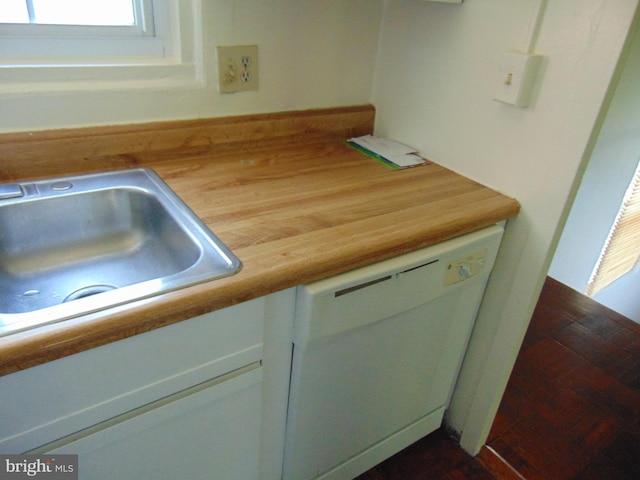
586,160,640,296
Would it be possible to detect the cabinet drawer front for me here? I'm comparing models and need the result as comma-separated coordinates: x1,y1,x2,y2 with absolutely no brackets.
0,298,264,453
43,366,263,480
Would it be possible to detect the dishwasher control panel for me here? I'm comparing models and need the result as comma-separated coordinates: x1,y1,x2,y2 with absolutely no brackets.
444,248,488,285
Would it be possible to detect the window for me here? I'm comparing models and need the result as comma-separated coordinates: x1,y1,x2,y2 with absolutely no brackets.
586,160,640,296
2,0,138,27
0,0,170,63
0,1,202,91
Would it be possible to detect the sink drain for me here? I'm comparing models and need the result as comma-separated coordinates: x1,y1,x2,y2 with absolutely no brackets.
64,284,117,303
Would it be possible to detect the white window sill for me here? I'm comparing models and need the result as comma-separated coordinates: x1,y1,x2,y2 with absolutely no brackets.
0,61,203,94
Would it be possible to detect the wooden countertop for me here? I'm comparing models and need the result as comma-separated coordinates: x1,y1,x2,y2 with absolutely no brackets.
0,105,520,375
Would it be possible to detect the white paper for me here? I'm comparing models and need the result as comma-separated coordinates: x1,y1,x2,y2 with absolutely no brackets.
349,135,425,168
387,153,425,167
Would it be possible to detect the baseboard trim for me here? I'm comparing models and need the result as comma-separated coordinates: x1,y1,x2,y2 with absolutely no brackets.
477,444,527,480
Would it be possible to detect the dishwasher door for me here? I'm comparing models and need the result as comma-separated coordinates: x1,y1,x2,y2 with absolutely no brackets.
283,225,504,480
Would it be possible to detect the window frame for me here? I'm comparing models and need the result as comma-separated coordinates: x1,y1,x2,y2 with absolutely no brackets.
0,0,202,92
1,0,153,35
0,0,170,64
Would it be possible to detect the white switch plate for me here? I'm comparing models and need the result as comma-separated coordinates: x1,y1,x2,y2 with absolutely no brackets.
493,52,541,107
217,45,259,94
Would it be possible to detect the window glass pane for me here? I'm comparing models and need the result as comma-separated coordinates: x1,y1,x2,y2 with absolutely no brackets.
30,0,135,26
1,0,30,23
0,0,182,66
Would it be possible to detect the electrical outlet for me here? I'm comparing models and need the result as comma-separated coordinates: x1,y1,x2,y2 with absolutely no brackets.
217,45,259,93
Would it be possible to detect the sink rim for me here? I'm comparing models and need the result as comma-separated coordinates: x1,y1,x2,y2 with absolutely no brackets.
0,168,242,338
0,186,203,282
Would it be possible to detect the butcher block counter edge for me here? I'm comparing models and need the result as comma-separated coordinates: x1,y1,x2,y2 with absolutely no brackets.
0,105,520,376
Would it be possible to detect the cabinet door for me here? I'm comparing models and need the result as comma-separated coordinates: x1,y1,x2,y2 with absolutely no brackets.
0,298,264,454
40,366,262,480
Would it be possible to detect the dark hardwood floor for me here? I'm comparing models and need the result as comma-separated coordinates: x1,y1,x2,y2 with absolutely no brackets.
487,276,640,480
357,277,640,479
356,429,498,480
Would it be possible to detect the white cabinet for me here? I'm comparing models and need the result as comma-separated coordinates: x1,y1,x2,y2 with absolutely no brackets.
0,289,295,480
44,367,263,480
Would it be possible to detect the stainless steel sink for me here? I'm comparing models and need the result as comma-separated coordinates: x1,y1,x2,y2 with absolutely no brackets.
0,168,241,337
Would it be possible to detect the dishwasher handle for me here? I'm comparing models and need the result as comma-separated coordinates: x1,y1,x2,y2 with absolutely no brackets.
333,258,439,297
334,275,392,297
292,225,505,349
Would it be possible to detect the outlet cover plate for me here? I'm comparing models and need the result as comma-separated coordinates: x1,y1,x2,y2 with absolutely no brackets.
217,45,259,93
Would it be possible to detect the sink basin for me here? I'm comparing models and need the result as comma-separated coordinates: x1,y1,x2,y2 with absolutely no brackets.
0,168,241,337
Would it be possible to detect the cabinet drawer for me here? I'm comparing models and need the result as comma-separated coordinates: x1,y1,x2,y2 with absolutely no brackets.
0,298,264,453
40,366,263,480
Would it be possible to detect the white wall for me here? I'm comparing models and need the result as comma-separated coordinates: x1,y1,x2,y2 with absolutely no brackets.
0,0,383,133
594,264,640,322
549,19,640,322
372,0,638,453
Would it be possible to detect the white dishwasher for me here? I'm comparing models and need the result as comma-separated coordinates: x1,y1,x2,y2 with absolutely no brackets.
283,225,504,480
